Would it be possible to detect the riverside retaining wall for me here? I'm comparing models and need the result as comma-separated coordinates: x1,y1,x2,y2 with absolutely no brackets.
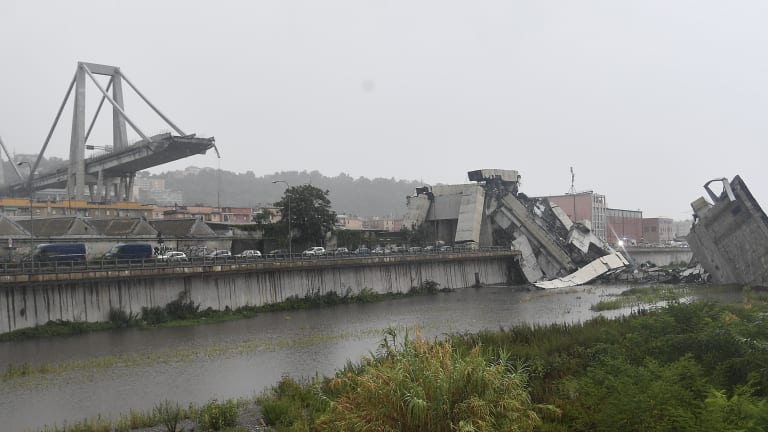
1,252,518,334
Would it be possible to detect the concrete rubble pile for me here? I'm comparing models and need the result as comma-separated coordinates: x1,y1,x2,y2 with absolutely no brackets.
686,175,768,288
467,170,628,288
402,168,631,288
600,263,710,285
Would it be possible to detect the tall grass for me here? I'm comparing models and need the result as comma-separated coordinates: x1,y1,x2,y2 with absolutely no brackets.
316,333,549,431
257,330,551,432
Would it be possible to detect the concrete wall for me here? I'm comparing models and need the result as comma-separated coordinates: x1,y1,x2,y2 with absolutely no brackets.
0,254,515,334
623,247,693,267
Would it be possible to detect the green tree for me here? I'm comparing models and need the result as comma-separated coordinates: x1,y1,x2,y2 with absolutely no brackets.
401,223,432,247
275,184,337,249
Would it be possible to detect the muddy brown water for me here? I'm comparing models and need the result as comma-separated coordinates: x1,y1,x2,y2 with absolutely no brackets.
0,283,741,431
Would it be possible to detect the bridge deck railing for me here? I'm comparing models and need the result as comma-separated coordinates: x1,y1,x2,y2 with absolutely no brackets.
0,246,515,275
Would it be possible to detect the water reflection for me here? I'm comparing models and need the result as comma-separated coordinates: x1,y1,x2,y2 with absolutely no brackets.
0,283,742,431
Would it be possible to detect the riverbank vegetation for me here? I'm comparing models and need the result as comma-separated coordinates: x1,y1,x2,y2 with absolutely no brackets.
36,397,249,432
0,281,448,342
590,284,689,311
253,289,768,431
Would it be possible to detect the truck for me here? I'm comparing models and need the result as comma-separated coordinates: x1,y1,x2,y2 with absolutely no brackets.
102,243,154,260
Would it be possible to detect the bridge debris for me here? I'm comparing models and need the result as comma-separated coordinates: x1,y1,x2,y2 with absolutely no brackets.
469,169,626,287
687,176,768,287
404,168,630,287
533,251,629,289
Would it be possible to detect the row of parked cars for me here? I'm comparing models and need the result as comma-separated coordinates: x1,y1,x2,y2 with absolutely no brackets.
21,241,468,265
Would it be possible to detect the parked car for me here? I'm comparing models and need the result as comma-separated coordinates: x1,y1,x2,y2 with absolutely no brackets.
236,250,262,258
157,251,188,262
206,250,231,259
439,245,453,252
353,247,371,255
333,247,350,256
267,249,288,258
302,247,326,256
103,243,153,260
373,247,388,255
408,246,422,253
424,245,435,252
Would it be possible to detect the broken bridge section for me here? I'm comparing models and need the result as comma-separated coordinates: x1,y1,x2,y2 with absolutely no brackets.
404,169,628,288
687,175,768,287
2,62,217,201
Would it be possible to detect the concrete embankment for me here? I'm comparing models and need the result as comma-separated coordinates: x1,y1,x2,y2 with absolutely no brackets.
0,252,519,334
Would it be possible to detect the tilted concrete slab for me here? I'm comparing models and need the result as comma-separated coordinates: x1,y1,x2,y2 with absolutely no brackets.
455,185,485,244
550,202,573,230
511,235,544,282
403,194,431,229
533,252,629,289
687,175,768,287
496,194,576,273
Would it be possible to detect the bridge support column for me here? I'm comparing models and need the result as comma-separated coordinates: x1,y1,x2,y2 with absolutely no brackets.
125,173,135,201
68,65,86,200
95,169,104,202
112,73,128,152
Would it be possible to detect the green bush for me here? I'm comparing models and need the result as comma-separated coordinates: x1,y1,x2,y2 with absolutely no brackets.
315,333,548,432
108,307,139,327
165,291,200,320
141,306,168,325
154,400,183,432
408,279,440,295
258,376,322,429
354,287,378,303
197,399,238,431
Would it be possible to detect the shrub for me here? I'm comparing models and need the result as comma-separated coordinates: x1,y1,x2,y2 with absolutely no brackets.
258,376,324,429
165,291,200,320
315,332,548,431
141,306,168,325
354,288,378,303
108,307,139,327
197,399,238,431
409,279,441,295
154,400,183,432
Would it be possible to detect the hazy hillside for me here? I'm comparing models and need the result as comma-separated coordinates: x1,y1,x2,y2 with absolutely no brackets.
160,168,423,217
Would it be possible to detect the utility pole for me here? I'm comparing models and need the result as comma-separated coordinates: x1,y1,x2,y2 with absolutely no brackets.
569,167,577,222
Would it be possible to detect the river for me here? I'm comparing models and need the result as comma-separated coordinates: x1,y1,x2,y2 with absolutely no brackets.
0,283,732,431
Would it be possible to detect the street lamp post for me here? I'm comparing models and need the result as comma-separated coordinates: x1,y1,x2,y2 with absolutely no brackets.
272,180,292,257
17,161,34,266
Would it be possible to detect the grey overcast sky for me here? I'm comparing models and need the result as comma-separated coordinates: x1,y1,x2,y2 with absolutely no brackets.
1,1,767,218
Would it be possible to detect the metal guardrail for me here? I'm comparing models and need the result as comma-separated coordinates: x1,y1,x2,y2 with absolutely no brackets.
0,247,515,275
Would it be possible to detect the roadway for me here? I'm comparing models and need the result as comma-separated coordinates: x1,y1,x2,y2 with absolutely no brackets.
0,247,517,277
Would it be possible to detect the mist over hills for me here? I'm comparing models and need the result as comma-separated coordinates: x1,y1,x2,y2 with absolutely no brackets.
159,168,425,217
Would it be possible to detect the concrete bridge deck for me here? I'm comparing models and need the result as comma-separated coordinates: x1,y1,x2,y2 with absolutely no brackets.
4,133,214,196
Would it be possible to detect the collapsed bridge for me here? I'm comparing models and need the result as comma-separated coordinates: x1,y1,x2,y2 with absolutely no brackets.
403,169,628,287
1,62,217,201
